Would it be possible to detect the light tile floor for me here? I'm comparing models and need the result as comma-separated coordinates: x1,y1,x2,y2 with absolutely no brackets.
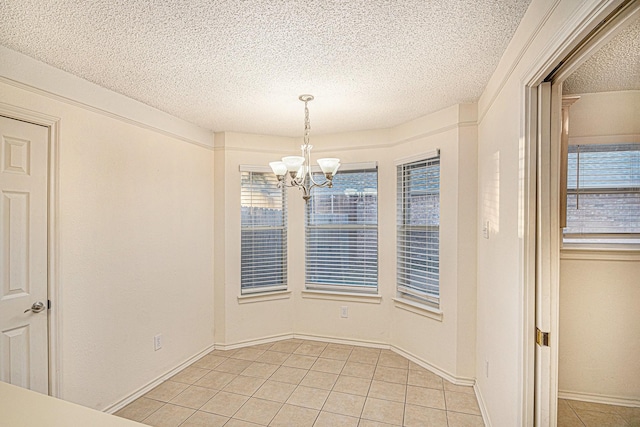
115,339,484,426
558,399,640,427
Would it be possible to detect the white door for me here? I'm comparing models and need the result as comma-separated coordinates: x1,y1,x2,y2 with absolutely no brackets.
534,81,561,426
0,116,49,394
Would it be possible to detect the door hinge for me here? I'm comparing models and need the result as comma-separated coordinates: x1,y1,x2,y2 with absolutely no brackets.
536,328,550,347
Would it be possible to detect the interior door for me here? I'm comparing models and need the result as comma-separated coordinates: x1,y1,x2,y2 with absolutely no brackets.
0,115,49,394
534,81,561,426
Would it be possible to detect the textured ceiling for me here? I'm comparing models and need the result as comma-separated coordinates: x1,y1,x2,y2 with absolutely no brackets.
564,17,640,95
0,0,531,136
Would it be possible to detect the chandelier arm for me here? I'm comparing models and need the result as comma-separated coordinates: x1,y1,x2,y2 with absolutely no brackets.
308,171,332,187
306,147,321,187
299,182,311,202
304,139,331,188
283,179,302,189
303,134,320,187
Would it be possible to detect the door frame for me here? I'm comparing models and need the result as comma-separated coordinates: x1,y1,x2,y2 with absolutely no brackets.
0,102,61,398
521,1,639,425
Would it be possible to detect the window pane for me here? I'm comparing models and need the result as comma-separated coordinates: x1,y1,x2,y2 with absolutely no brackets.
305,168,378,290
241,171,287,293
397,155,440,306
241,229,287,287
564,143,640,243
306,228,377,287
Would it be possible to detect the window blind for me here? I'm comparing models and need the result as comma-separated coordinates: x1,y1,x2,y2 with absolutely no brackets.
305,167,378,291
397,154,440,306
564,143,640,243
241,170,287,293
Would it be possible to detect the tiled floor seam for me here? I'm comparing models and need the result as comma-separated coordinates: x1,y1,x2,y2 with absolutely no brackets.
141,402,165,424
566,401,586,427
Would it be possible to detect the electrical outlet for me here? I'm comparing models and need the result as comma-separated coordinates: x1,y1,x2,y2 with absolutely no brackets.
154,334,163,351
340,306,348,318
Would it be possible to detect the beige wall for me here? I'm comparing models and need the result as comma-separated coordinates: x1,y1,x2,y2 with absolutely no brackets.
214,133,297,345
3,1,632,422
475,0,626,425
558,90,640,403
568,90,640,144
559,256,640,402
213,104,478,382
0,79,215,410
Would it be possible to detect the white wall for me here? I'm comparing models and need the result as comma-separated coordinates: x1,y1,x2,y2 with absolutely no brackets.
0,54,215,410
213,104,478,382
558,90,640,404
475,1,625,425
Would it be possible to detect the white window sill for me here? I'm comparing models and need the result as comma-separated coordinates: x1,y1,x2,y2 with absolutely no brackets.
393,298,443,321
237,290,291,304
301,290,382,304
560,247,640,261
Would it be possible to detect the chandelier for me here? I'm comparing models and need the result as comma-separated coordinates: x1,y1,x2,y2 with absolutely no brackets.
269,95,341,202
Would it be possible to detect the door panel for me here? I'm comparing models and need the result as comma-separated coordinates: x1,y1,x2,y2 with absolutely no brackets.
0,116,49,394
1,325,31,387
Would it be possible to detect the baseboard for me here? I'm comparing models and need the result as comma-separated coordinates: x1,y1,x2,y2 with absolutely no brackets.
292,333,389,349
474,382,492,427
559,390,640,408
214,333,294,350
103,343,216,414
390,345,474,387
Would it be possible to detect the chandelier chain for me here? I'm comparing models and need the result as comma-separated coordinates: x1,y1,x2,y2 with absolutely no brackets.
303,99,311,147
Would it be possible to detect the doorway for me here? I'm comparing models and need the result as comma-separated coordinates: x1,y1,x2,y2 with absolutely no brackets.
554,13,640,426
531,2,640,426
0,103,61,397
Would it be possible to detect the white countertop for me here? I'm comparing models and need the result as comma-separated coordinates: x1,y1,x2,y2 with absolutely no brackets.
0,382,142,427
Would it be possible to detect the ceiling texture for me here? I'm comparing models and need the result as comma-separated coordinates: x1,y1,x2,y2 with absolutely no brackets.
564,16,640,95
1,0,532,136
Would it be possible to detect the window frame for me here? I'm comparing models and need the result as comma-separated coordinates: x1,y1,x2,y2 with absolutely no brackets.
240,165,288,295
304,162,379,294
